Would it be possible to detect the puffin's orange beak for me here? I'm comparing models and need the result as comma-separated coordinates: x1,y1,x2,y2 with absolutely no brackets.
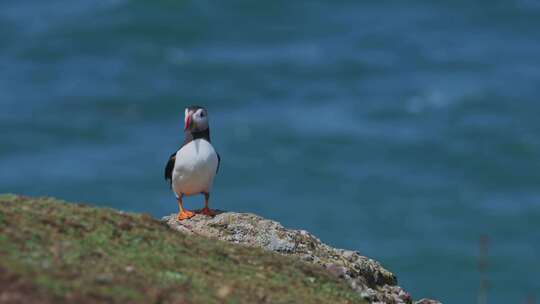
184,113,192,131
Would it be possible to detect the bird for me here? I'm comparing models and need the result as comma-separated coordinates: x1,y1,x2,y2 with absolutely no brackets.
165,105,220,220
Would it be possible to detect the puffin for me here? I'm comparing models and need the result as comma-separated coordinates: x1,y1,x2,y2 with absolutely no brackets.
165,105,220,220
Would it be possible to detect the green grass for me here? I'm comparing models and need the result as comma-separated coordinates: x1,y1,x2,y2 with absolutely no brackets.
0,195,364,304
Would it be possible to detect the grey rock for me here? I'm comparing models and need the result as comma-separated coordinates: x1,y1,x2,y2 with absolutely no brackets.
162,211,432,304
326,263,348,279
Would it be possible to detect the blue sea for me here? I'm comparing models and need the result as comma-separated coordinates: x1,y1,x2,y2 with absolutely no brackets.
1,1,539,302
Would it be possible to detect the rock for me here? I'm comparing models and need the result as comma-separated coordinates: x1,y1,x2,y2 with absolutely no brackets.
326,263,348,279
162,211,426,304
216,285,232,299
94,273,113,284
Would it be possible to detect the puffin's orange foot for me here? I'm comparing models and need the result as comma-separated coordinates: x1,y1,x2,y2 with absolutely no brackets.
177,210,195,221
198,207,216,217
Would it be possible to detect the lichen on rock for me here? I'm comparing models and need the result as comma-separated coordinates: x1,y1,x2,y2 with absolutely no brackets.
163,211,415,304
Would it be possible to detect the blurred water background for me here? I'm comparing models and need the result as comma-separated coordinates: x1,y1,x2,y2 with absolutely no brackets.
1,0,540,302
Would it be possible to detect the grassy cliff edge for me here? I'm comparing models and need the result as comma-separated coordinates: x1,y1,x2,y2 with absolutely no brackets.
0,194,363,304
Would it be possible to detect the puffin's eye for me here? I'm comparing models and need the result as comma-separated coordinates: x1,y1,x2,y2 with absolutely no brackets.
200,112,205,118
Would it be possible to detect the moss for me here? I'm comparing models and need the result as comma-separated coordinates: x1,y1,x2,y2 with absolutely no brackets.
0,194,364,304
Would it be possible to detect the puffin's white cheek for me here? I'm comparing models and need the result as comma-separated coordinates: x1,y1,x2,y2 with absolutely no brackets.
197,116,207,124
200,118,209,129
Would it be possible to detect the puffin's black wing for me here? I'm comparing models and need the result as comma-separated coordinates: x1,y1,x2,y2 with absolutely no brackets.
165,152,176,188
216,152,221,174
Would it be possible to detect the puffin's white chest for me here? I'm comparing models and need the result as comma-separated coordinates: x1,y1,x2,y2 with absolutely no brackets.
172,139,218,196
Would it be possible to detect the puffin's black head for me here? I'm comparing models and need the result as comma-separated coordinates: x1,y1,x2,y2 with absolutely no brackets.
184,105,209,132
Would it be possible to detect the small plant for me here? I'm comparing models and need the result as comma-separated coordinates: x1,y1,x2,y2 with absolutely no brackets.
478,234,489,304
